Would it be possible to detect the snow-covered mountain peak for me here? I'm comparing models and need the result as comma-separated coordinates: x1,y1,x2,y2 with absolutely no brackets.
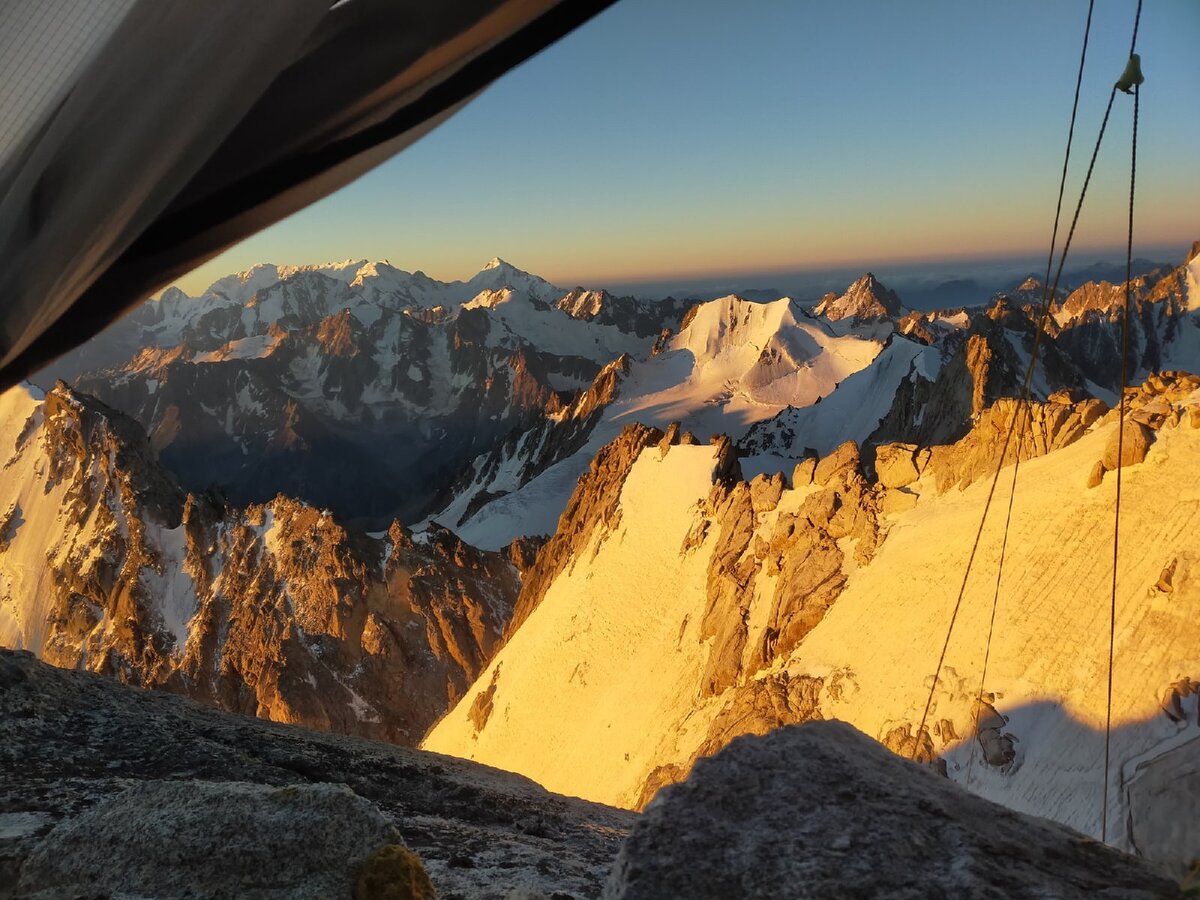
464,258,563,305
463,287,518,311
350,259,403,283
347,260,429,300
815,272,905,322
204,263,283,303
200,260,367,306
279,259,368,283
673,295,795,359
157,286,190,304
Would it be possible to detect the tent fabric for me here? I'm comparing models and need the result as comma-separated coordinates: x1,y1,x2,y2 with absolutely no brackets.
0,0,615,392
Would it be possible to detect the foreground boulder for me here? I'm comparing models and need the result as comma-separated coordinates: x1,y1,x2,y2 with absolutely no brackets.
604,721,1177,900
16,781,412,899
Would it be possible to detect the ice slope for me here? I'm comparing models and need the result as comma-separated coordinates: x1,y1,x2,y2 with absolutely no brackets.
423,444,722,801
425,398,1200,851
780,409,1200,847
444,449,598,550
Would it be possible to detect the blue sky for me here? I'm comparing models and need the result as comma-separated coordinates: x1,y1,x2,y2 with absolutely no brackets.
178,0,1200,295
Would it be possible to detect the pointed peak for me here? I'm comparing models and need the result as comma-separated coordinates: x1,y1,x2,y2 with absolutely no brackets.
354,260,402,278
157,285,190,303
815,273,904,322
482,256,508,271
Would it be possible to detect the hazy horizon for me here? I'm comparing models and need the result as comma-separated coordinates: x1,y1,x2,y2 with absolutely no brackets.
175,0,1199,299
166,241,1192,312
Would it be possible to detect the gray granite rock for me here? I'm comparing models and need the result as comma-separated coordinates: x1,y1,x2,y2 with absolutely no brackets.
17,781,399,899
604,720,1176,900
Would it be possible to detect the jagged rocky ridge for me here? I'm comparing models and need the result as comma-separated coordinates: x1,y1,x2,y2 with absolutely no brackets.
425,371,1200,870
0,383,522,745
739,248,1200,461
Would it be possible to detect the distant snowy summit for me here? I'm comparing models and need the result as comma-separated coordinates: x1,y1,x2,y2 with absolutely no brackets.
813,272,905,322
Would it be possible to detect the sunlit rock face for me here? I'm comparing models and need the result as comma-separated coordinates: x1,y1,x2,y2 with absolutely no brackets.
425,375,1200,867
0,383,519,744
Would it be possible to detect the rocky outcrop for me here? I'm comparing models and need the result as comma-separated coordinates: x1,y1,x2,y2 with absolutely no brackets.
690,479,757,697
0,385,519,746
1102,419,1155,471
870,302,1089,451
688,439,881,700
1087,372,1200,486
871,440,930,488
606,721,1177,900
757,441,882,662
0,649,633,899
925,391,1107,493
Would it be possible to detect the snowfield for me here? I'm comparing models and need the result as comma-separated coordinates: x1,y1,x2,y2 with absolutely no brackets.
609,296,884,436
424,444,722,801
437,294,893,548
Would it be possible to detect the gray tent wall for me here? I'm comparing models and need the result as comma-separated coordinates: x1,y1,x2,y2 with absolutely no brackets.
0,0,615,392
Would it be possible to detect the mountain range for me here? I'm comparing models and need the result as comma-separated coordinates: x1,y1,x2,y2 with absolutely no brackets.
4,241,1200,869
